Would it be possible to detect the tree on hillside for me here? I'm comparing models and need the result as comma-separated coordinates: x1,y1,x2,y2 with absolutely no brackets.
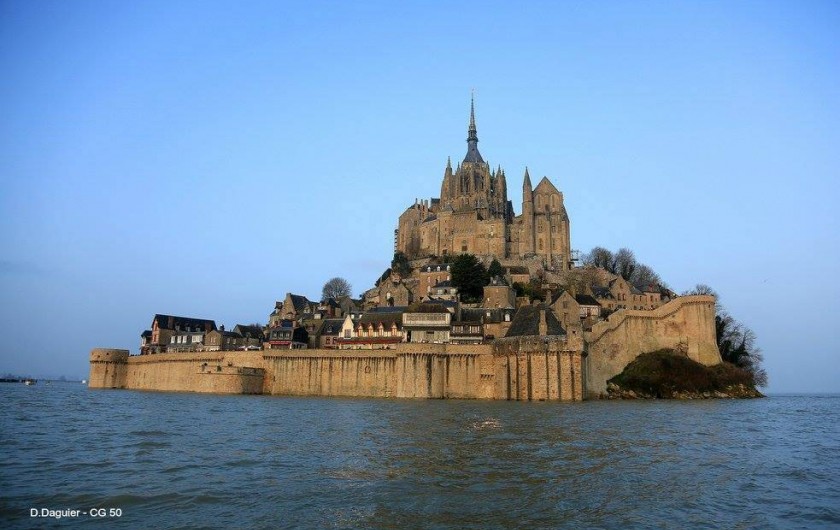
684,284,767,387
322,277,352,302
391,251,412,278
613,248,637,281
450,253,489,302
630,264,662,289
584,246,615,272
488,258,503,279
583,246,669,289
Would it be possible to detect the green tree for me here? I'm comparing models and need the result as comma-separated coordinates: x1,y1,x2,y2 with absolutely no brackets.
488,258,503,279
391,251,412,278
450,253,489,302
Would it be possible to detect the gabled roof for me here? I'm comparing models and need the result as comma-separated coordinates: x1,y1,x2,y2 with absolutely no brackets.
287,294,311,312
358,312,403,328
152,314,217,332
592,286,614,299
233,324,264,339
547,290,568,305
534,176,561,195
319,319,345,336
460,307,514,324
575,294,600,307
321,298,340,308
505,305,565,337
141,330,152,338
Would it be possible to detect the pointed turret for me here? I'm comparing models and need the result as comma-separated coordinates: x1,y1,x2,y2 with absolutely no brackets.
440,157,454,204
523,167,533,197
521,167,535,255
498,167,508,216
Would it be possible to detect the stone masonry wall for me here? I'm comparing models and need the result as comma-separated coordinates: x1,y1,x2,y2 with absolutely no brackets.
90,342,585,401
583,295,721,398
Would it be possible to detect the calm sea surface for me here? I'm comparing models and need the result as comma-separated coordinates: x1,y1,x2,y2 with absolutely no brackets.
1,383,838,529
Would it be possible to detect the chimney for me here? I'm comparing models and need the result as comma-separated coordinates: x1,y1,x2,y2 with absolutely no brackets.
538,308,548,336
220,325,224,332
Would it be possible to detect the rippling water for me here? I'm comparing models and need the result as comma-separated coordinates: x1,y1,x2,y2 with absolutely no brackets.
1,383,838,529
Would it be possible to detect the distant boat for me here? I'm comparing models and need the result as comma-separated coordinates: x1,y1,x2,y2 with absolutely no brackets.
24,379,35,386
81,380,87,385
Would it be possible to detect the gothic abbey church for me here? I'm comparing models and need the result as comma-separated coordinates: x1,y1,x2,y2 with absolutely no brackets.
396,99,572,270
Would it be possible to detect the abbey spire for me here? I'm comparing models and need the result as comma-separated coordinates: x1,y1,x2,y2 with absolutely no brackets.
463,93,484,164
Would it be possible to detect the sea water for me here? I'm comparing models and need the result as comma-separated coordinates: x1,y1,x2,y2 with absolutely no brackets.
1,383,838,529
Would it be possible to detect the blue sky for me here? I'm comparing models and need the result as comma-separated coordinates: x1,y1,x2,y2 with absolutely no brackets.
1,1,837,391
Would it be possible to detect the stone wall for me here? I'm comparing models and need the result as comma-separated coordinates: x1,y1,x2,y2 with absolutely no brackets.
265,351,397,398
89,296,718,402
89,342,584,401
493,337,584,401
89,348,129,389
90,350,265,394
583,295,721,398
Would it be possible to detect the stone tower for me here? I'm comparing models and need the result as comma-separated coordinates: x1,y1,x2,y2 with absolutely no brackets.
438,95,509,220
521,167,535,256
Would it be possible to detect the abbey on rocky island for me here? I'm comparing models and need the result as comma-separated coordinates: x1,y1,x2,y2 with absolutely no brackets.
396,97,572,270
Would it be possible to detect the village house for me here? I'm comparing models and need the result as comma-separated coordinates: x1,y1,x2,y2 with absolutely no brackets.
338,310,404,349
417,264,451,294
460,307,515,341
449,320,484,344
232,325,264,349
267,320,308,349
427,280,458,301
403,303,451,343
504,304,565,338
316,318,345,349
483,279,516,309
145,314,216,354
548,291,602,331
504,265,531,286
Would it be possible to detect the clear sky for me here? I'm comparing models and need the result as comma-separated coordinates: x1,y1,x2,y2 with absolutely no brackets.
1,1,837,391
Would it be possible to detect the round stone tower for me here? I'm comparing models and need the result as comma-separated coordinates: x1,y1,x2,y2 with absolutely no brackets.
89,348,129,389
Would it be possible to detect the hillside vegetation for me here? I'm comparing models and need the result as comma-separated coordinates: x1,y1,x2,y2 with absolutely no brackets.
606,349,763,399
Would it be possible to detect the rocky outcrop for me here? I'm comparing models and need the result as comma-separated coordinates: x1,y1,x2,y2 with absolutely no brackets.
603,381,763,400
602,349,764,400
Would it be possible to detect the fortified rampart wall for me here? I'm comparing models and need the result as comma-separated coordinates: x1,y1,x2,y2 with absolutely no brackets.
89,343,585,401
89,296,719,401
89,350,265,394
583,295,721,398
